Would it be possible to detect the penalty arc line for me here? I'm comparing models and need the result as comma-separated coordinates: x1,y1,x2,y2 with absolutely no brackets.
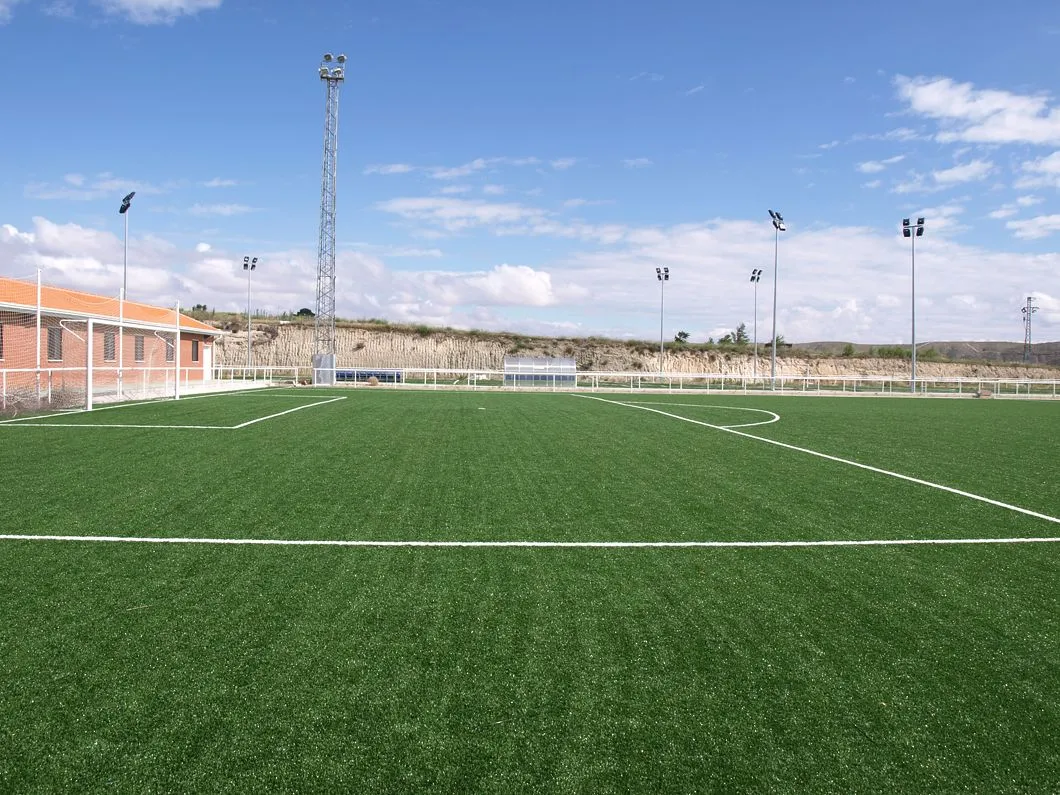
1,534,1059,548
575,394,1060,527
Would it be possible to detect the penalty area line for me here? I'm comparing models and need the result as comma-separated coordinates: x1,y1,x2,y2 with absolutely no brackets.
0,534,1058,548
575,394,1060,527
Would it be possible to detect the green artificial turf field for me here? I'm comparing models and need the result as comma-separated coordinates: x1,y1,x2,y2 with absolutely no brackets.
0,388,1057,791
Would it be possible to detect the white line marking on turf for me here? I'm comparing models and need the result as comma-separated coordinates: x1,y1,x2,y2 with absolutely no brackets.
576,394,1060,527
1,534,1058,548
0,423,230,429
620,402,780,428
230,396,347,428
0,387,285,425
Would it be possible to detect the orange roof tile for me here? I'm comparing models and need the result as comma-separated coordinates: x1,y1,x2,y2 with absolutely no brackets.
0,276,219,334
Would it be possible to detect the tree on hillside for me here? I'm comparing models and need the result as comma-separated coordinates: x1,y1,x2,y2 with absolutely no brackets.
674,330,690,344
296,307,315,317
735,322,749,345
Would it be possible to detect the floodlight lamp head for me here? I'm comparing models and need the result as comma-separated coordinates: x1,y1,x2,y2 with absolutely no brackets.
917,217,925,226
319,67,329,78
916,226,924,237
118,191,135,214
323,53,333,62
768,209,777,220
337,54,347,63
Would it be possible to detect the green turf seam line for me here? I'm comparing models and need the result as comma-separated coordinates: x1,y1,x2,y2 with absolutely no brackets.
576,395,1060,527
1,535,1059,547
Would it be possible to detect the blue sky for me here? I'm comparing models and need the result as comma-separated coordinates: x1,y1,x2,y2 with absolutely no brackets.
2,0,1060,343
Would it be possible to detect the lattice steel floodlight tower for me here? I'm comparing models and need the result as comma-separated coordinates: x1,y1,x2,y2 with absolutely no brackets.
768,210,786,389
1022,296,1039,363
902,217,926,391
313,53,346,380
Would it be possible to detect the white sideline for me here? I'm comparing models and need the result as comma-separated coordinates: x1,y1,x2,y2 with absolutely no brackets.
0,396,347,430
0,386,291,425
1,534,1058,548
577,395,1060,527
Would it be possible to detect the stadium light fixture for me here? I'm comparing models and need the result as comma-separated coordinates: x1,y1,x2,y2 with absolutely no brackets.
244,256,258,372
768,210,785,388
902,217,926,391
656,266,669,373
750,268,763,380
118,191,136,298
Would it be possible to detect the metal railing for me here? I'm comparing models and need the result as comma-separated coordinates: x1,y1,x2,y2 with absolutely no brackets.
299,367,1060,398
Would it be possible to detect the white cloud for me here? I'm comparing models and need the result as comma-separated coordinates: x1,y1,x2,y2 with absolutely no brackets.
439,184,472,195
363,163,415,176
203,177,238,187
818,140,840,150
375,197,546,233
684,85,705,96
911,203,966,232
5,211,1060,342
895,75,1060,146
931,159,993,184
857,155,905,174
26,173,162,201
482,184,505,196
195,242,211,253
1017,195,1043,207
622,158,653,168
988,205,1019,220
188,203,255,216
43,1,75,17
550,158,577,170
843,76,856,85
428,156,539,180
1015,152,1060,189
863,180,882,189
0,0,22,23
94,0,222,24
1007,214,1060,239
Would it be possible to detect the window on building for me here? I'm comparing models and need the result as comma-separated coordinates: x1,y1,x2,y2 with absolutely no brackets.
134,335,145,362
103,331,116,362
165,338,174,362
47,327,62,361
191,339,200,362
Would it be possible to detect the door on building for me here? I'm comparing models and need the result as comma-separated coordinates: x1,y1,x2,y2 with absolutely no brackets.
203,343,213,381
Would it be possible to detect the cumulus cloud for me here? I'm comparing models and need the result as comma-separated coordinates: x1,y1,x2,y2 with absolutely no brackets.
1015,152,1060,189
895,74,1060,146
932,159,993,184
1007,214,1060,240
4,211,1060,343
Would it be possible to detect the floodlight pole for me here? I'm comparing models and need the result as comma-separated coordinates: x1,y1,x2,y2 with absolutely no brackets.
903,217,925,392
656,267,669,373
750,269,762,380
768,210,785,390
244,256,258,372
123,210,129,297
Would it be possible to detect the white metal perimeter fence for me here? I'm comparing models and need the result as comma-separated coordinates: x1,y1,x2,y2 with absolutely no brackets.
261,366,1059,398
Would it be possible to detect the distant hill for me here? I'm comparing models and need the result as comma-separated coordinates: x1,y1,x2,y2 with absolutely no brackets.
797,340,1060,366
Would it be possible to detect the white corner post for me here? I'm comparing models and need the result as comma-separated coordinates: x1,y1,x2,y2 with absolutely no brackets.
174,300,181,400
86,319,94,411
35,268,42,404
